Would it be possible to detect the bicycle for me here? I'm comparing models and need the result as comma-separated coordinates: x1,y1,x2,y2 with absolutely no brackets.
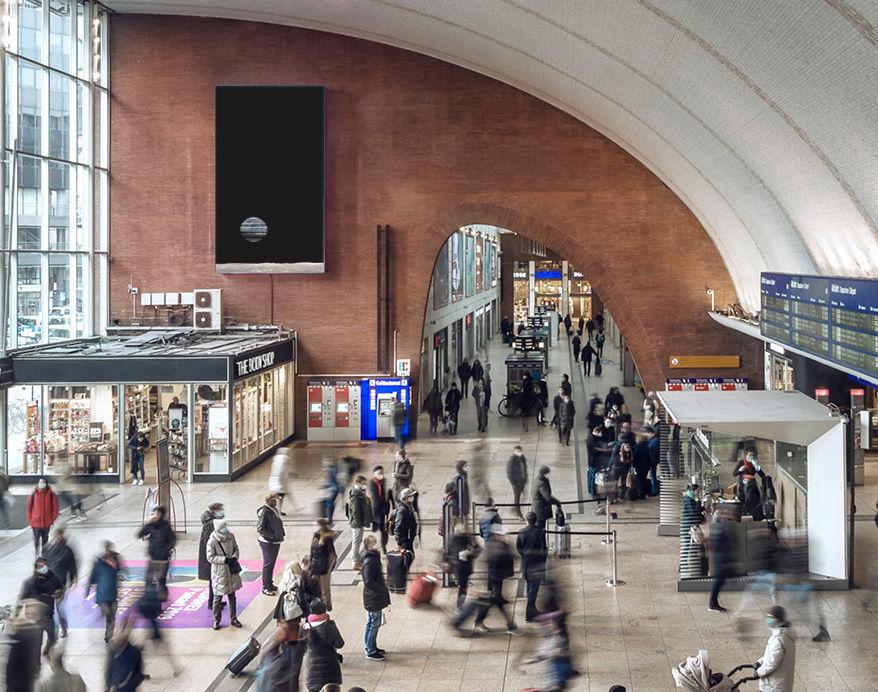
497,396,520,417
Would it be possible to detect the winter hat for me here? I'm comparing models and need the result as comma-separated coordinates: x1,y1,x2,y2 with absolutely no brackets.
309,599,327,615
213,518,228,532
539,465,551,476
765,605,789,626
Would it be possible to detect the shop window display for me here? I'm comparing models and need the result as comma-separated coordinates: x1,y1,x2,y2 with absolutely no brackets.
232,363,291,472
195,383,229,474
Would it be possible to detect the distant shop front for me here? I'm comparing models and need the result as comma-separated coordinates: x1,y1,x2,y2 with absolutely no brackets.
3,330,295,483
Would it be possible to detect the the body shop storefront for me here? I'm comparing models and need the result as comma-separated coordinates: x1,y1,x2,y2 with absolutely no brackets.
5,329,295,483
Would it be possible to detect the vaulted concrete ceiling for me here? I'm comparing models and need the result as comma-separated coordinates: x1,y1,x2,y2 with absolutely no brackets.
108,0,878,311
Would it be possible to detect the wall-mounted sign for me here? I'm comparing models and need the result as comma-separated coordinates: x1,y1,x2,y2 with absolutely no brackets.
232,341,294,380
89,422,105,442
395,358,411,377
513,271,528,280
668,355,741,369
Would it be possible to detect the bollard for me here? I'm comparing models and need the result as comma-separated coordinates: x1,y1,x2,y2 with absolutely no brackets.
601,497,613,544
607,530,625,587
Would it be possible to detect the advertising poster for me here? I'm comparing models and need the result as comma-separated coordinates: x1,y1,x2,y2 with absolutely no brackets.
433,242,449,309
475,236,484,293
451,232,464,302
465,234,475,297
65,560,279,628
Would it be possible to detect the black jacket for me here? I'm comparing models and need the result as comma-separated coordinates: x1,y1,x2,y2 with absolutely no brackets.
485,537,515,583
422,389,443,415
199,510,219,581
368,477,390,523
582,343,596,362
516,524,548,578
471,360,484,383
572,335,581,349
361,549,391,612
305,621,344,691
309,531,337,576
561,380,572,397
586,433,611,470
42,539,78,588
137,519,176,561
537,380,549,407
444,387,462,413
106,641,144,692
457,362,472,383
506,453,527,489
531,471,559,522
347,486,372,528
560,400,576,425
394,503,418,548
453,466,470,517
257,504,286,543
19,571,62,615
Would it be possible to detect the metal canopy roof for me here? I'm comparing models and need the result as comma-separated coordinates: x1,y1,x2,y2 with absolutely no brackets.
656,390,839,446
11,329,292,360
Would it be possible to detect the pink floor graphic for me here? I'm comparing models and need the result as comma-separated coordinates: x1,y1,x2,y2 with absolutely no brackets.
66,559,283,629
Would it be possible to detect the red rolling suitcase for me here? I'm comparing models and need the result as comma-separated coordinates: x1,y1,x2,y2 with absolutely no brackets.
407,572,439,607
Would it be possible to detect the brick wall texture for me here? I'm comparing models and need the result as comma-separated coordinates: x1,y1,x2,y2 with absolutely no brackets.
110,16,763,425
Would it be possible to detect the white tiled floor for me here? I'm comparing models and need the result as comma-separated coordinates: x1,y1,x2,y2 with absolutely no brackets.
1,329,876,691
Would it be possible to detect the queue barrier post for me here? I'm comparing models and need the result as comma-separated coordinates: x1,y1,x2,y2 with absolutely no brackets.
601,496,613,545
607,530,625,587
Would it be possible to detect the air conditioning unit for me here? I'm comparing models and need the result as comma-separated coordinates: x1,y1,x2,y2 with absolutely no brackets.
193,289,222,330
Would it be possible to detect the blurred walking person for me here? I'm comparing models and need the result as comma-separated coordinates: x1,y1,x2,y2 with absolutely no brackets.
506,445,528,519
392,399,407,451
422,381,444,434
86,541,123,642
136,579,183,678
38,651,86,692
457,359,472,398
361,535,391,661
473,379,488,432
457,525,520,634
347,475,372,570
28,476,59,555
304,600,345,692
0,468,10,528
321,457,340,524
269,448,295,515
137,505,176,600
104,621,145,692
199,502,225,610
207,518,243,629
517,512,548,622
310,518,338,611
452,459,471,519
4,600,45,692
531,466,562,533
257,493,286,596
41,527,77,639
368,465,391,554
19,556,62,656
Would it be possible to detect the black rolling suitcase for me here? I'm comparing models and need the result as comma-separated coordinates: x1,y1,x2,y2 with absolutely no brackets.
387,550,411,593
226,636,261,677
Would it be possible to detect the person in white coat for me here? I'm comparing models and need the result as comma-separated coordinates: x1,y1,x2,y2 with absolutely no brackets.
268,448,295,515
755,605,796,692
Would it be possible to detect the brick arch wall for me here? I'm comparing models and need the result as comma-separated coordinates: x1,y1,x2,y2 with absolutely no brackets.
110,16,762,425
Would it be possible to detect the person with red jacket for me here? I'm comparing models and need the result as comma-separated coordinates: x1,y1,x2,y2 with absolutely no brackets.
27,477,59,555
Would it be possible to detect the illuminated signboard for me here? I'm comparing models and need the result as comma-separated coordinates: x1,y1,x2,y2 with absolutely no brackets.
760,272,878,379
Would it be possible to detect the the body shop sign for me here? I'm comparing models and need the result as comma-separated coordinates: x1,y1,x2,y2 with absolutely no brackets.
232,340,294,380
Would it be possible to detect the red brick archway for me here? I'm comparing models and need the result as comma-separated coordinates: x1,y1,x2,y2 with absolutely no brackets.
109,16,762,431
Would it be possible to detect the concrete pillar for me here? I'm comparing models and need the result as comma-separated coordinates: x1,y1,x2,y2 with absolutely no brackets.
528,260,536,315
561,260,569,317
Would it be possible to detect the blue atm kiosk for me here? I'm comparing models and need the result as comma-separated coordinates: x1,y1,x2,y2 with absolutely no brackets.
360,377,411,440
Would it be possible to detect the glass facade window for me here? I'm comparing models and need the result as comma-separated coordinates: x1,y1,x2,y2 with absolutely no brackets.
7,383,117,476
232,363,292,473
195,383,229,474
3,1,109,349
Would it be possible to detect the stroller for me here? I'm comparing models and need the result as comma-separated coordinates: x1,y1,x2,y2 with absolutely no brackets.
672,650,760,691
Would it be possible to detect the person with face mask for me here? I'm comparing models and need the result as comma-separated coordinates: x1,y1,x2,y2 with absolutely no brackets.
206,518,243,629
347,475,372,570
27,477,59,555
199,502,225,610
506,445,528,519
531,466,562,533
368,466,391,554
86,541,123,643
19,557,62,656
734,448,766,502
257,493,286,596
394,489,419,557
754,605,796,692
309,518,337,610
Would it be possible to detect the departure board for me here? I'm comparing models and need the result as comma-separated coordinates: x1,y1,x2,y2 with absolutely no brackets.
760,272,878,380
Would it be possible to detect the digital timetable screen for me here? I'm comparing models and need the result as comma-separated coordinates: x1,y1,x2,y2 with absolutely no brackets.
760,272,878,379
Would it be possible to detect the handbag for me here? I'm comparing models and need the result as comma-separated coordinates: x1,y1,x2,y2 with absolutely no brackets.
626,468,637,489
282,589,303,620
218,539,243,575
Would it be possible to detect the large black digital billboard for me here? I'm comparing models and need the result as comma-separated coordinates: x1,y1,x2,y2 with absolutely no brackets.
760,272,878,380
215,86,325,273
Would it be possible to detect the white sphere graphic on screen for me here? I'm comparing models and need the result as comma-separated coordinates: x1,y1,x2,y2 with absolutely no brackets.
240,216,268,243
